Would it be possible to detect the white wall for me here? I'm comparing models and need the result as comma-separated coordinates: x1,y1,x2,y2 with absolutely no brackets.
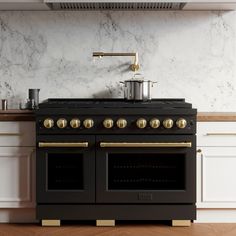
0,11,235,111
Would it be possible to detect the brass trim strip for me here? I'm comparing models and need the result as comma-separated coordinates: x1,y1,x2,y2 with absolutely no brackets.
0,133,21,136
38,142,89,148
206,133,236,136
100,142,192,148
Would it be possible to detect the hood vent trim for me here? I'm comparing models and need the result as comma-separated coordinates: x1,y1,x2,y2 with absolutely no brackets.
48,2,186,10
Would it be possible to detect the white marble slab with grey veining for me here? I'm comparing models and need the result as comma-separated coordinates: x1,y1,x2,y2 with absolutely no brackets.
0,11,235,111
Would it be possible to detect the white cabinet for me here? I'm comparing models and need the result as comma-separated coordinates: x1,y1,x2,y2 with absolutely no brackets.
0,122,35,208
197,147,236,208
196,121,236,222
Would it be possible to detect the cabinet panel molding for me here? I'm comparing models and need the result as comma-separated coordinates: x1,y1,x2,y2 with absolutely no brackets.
0,147,35,208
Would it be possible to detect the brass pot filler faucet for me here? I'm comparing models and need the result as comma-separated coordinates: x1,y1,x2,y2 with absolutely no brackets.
92,52,140,72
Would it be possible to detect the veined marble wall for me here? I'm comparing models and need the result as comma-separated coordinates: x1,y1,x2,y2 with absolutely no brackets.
0,11,235,111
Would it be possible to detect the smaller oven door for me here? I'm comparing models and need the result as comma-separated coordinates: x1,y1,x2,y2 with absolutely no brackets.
96,135,196,203
36,135,95,203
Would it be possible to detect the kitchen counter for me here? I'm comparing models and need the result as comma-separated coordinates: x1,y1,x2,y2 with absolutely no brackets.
197,112,236,122
0,110,35,121
0,111,235,122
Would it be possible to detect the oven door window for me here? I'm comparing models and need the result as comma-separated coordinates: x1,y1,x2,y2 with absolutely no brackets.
47,153,83,190
108,153,185,190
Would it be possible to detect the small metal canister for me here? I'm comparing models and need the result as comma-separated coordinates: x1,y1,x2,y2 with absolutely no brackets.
1,99,8,110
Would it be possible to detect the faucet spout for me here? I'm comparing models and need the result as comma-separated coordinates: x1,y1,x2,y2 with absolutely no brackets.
92,52,140,72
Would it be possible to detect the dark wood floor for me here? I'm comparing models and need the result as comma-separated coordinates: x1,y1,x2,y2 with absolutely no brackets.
1,222,236,236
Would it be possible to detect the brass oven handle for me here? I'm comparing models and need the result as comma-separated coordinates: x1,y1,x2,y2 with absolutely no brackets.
206,133,236,136
38,142,89,148
100,142,192,148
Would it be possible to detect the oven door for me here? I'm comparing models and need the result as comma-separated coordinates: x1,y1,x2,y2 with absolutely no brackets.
37,135,95,203
96,135,196,203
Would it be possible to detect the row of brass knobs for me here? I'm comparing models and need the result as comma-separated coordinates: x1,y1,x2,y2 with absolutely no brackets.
44,118,187,129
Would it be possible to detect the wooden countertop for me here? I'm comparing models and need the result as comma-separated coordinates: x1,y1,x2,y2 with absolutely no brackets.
0,110,35,121
0,111,235,122
197,112,236,122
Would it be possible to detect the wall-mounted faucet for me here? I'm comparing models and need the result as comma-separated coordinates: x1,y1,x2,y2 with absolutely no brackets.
92,52,140,72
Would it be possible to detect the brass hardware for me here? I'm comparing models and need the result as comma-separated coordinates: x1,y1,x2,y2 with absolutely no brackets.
83,118,94,129
38,142,89,148
136,118,147,129
176,118,187,129
149,118,160,129
206,133,236,136
42,219,61,227
103,118,114,129
0,133,21,136
57,118,67,129
100,142,192,148
163,118,174,129
116,118,127,129
70,118,81,128
43,118,54,129
96,220,115,227
172,220,191,227
197,149,202,153
93,52,140,72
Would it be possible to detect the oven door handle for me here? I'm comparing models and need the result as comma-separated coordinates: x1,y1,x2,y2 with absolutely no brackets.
38,142,89,148
99,142,192,148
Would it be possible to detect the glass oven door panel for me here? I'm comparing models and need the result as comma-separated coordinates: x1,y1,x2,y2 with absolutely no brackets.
47,153,83,190
96,134,196,203
37,135,95,203
108,153,185,191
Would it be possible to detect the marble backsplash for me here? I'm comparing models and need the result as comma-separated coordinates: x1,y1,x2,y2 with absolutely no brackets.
0,11,235,111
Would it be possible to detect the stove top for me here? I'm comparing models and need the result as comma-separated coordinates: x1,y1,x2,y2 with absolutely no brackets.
39,98,192,109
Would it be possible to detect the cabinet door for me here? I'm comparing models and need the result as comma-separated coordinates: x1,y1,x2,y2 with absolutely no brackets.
197,147,236,208
0,147,35,208
0,122,35,147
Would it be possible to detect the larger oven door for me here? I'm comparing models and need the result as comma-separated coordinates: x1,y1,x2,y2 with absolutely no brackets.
96,135,196,203
37,135,95,203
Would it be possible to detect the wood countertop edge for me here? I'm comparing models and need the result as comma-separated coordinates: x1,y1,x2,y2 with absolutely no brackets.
0,112,236,122
0,114,35,121
197,112,236,122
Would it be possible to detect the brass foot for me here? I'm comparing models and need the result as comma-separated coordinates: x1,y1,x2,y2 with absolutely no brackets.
96,220,115,227
172,220,191,227
42,219,61,226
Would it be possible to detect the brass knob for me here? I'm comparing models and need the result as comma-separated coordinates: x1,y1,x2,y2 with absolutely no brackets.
116,118,127,129
136,118,147,129
163,118,174,129
103,118,114,129
176,118,187,129
43,118,54,129
83,118,94,129
70,119,81,129
57,118,67,129
149,118,160,129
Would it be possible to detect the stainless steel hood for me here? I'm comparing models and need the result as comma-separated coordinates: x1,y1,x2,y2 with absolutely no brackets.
44,0,236,11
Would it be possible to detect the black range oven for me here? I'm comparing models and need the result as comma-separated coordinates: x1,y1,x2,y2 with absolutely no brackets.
36,98,197,226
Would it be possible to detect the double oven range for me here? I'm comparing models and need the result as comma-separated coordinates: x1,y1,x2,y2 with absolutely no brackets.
36,98,197,226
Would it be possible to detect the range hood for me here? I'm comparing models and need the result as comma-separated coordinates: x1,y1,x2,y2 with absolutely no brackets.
45,0,236,11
